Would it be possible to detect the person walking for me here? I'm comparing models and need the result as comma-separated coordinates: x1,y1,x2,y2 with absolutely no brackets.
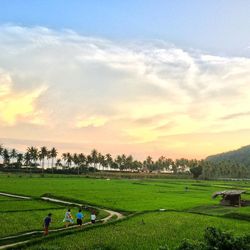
91,210,96,224
76,209,84,227
63,209,74,228
43,213,52,236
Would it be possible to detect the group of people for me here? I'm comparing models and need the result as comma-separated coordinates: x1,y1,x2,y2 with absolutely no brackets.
43,208,97,236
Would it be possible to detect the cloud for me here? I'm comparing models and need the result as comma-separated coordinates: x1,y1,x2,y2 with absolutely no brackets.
0,24,250,158
221,111,250,120
0,69,47,125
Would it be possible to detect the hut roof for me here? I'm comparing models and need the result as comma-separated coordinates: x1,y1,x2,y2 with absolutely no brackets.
212,190,246,199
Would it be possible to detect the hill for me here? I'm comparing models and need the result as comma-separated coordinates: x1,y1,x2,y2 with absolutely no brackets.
206,145,250,167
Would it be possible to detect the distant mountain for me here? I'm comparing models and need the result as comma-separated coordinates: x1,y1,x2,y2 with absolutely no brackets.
206,145,250,167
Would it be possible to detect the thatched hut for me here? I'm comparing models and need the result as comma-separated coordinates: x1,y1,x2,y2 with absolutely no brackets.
212,190,246,207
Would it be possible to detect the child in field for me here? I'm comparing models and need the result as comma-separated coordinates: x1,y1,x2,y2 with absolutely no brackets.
63,209,74,227
91,210,96,224
43,213,52,236
76,209,84,227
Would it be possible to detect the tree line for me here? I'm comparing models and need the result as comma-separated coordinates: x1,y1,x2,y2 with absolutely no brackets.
0,144,195,175
0,144,250,179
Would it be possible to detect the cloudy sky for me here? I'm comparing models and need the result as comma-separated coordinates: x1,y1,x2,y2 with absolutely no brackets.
0,1,250,159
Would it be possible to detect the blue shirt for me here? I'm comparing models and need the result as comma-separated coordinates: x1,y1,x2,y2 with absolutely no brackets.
77,212,83,219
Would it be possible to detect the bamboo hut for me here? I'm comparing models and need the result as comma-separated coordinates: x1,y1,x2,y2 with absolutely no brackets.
212,190,246,207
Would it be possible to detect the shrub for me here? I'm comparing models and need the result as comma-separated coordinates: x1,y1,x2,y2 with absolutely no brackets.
175,227,250,250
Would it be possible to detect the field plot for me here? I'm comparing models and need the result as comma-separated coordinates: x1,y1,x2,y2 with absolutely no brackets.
25,211,250,250
0,199,61,212
2,176,248,211
0,175,250,250
0,196,94,238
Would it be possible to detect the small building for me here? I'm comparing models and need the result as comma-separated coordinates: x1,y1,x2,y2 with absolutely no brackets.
212,190,246,207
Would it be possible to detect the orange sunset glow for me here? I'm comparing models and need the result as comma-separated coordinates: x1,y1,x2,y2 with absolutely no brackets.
0,25,250,159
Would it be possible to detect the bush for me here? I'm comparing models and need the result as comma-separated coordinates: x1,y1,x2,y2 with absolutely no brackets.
175,227,250,250
204,227,250,250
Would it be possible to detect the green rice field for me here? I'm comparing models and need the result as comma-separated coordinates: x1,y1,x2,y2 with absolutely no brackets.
26,212,250,250
0,174,250,249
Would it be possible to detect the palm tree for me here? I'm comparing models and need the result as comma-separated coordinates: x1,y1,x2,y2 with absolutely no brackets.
3,149,10,166
131,160,142,171
105,153,113,170
24,152,31,172
62,152,72,168
0,144,4,164
16,153,23,168
125,155,133,170
116,154,127,171
27,147,38,167
47,150,51,169
50,147,58,174
98,152,105,170
55,158,62,169
90,149,98,169
73,153,80,175
10,148,17,164
39,146,48,173
87,155,92,168
78,153,86,173
143,156,154,172
164,158,173,171
62,153,67,168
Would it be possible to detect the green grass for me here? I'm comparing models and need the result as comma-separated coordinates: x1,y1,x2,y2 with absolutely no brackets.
0,196,16,201
188,204,250,221
0,199,62,212
0,207,94,238
1,175,250,249
24,211,250,250
2,176,249,212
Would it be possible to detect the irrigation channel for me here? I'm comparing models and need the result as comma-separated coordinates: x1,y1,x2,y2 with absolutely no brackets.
0,192,125,250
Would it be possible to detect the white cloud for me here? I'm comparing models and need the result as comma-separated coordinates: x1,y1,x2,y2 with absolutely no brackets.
0,25,250,157
0,68,47,125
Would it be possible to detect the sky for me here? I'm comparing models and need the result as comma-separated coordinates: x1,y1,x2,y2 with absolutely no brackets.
0,1,250,159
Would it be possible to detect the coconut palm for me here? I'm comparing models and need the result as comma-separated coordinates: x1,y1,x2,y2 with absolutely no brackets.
143,156,154,172
16,153,23,168
73,153,80,175
39,146,48,173
50,147,58,174
90,149,98,169
0,144,4,164
24,152,32,172
3,149,10,166
105,153,113,170
115,155,123,170
78,153,86,173
27,147,38,167
97,152,105,170
55,158,62,169
62,152,72,168
47,150,51,169
10,148,17,164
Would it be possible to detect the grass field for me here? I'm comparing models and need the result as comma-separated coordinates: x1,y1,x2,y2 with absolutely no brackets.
0,199,61,212
0,174,250,249
0,196,95,238
1,175,250,212
25,212,250,250
0,194,108,239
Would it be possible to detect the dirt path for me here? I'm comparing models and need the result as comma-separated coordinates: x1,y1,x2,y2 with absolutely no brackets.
0,192,31,200
0,193,125,249
41,196,125,221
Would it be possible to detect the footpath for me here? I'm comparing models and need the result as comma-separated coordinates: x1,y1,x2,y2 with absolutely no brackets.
0,192,125,250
